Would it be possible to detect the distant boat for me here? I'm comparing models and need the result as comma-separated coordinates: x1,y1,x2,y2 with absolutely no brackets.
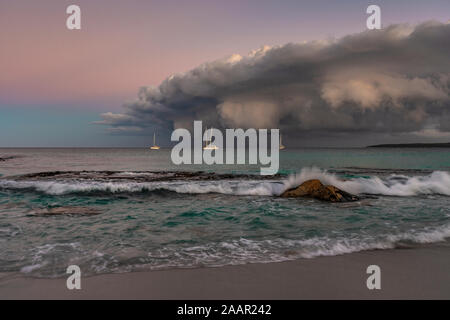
150,132,160,150
203,127,219,150
279,134,286,150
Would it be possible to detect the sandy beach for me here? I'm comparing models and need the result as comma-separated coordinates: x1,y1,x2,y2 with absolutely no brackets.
1,243,449,300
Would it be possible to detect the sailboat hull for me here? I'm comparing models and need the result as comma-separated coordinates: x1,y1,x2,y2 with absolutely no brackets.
279,134,286,150
203,127,220,150
150,132,160,150
203,145,219,150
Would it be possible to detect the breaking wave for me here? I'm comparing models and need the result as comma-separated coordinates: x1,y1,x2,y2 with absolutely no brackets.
283,167,450,196
15,223,450,277
0,179,282,196
0,168,449,196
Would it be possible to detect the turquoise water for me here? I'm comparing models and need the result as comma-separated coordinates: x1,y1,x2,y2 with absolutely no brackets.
0,148,450,277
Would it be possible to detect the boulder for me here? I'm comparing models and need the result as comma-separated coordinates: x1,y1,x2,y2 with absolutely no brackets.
0,155,19,161
280,179,359,202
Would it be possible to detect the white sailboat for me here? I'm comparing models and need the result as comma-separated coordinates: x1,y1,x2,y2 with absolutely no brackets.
150,131,160,150
279,133,286,150
203,127,219,150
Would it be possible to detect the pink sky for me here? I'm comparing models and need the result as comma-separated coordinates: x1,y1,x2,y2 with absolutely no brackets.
1,0,448,109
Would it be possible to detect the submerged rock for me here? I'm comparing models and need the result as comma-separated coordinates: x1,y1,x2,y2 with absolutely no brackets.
32,206,102,216
0,156,18,161
280,179,359,202
12,170,283,182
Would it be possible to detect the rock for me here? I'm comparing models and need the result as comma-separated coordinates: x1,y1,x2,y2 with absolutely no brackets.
31,206,102,216
0,155,19,161
280,179,359,202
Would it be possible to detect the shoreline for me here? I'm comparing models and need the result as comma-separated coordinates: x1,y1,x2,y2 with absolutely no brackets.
1,243,450,299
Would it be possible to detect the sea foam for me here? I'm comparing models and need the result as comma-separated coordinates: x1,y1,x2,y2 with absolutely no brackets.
283,167,450,196
0,168,449,196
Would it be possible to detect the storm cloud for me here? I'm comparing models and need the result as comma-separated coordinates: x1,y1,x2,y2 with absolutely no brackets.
97,21,450,145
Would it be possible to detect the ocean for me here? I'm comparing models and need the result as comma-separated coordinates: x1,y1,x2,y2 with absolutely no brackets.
0,148,449,278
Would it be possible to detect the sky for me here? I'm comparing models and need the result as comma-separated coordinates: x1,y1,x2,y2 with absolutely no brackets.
1,0,449,147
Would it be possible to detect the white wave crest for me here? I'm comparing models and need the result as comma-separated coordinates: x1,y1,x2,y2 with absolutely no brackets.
1,168,449,196
283,167,450,196
14,225,450,276
0,179,282,196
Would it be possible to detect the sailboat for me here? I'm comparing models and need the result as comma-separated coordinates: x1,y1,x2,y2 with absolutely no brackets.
279,133,286,150
203,127,219,150
150,131,160,150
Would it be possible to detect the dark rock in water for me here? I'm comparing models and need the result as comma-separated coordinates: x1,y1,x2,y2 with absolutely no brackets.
280,179,359,202
32,206,102,216
0,155,18,162
12,170,284,182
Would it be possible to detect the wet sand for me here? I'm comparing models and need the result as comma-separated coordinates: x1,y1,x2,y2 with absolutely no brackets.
1,244,450,299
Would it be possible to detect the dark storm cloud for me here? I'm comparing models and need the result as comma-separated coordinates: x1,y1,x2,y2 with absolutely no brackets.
97,22,450,141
